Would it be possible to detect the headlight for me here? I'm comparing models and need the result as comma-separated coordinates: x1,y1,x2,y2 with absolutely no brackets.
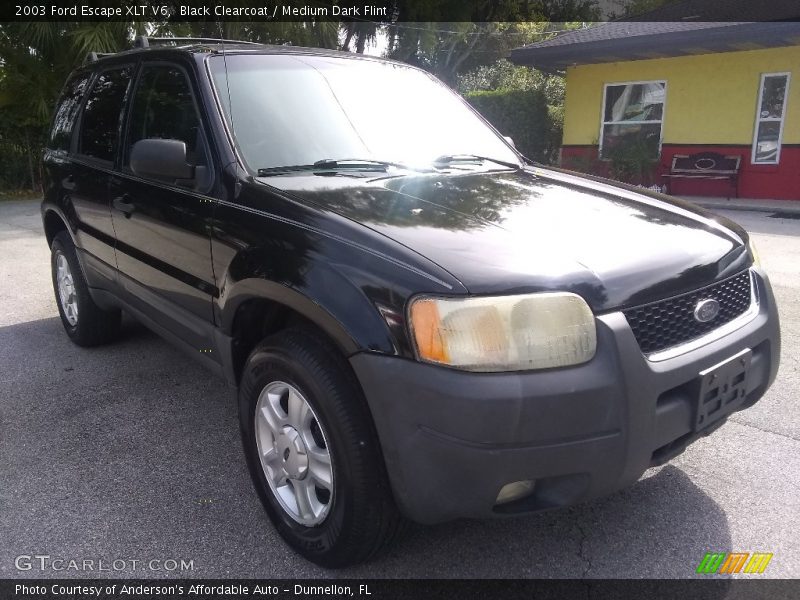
747,237,761,268
408,292,596,372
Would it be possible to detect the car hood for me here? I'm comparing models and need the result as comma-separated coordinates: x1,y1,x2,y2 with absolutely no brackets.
259,167,750,311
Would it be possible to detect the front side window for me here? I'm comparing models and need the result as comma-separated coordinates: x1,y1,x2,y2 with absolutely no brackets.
125,64,210,191
752,73,790,164
78,67,133,162
208,54,520,172
126,65,207,170
48,72,91,152
600,81,666,160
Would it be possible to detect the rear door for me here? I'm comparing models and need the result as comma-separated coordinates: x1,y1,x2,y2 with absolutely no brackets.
69,65,134,282
109,61,218,356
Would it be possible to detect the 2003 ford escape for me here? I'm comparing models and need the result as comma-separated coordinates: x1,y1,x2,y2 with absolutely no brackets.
42,37,780,567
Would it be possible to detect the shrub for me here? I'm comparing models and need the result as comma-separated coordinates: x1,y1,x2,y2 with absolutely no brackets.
0,138,40,191
464,88,561,164
607,136,659,186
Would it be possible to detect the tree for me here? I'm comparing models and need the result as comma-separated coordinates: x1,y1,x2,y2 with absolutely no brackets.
0,19,343,191
161,20,341,49
340,21,379,53
457,58,565,104
0,22,130,190
0,3,599,191
606,0,680,19
384,1,599,84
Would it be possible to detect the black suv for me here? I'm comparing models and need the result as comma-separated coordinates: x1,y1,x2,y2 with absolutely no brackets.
42,37,780,567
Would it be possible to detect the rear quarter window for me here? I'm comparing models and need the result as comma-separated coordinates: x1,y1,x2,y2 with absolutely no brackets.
48,72,91,152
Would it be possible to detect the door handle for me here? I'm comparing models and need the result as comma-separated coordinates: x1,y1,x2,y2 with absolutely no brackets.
113,195,135,218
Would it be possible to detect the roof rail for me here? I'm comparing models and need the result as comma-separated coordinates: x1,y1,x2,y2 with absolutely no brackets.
134,36,262,49
84,51,116,64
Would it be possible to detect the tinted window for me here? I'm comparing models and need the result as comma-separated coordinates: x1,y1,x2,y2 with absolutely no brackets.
79,67,132,161
48,72,91,151
127,65,207,169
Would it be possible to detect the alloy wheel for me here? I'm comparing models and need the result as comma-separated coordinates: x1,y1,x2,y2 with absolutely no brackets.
56,252,79,326
254,381,334,526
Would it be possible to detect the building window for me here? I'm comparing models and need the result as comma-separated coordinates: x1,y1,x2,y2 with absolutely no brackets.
752,73,791,165
600,81,666,160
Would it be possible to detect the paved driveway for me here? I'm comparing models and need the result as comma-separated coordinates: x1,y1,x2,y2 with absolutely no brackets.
1,199,798,578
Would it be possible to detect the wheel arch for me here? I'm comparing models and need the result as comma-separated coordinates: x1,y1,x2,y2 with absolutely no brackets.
221,278,373,386
43,208,70,248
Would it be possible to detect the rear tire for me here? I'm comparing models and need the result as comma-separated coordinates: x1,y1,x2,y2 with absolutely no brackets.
50,231,121,346
238,327,404,568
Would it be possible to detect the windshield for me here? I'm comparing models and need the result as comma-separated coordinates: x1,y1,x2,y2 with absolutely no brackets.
208,54,520,172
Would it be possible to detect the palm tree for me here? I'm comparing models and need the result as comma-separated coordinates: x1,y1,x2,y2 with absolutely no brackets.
0,19,344,192
0,22,132,190
341,21,379,53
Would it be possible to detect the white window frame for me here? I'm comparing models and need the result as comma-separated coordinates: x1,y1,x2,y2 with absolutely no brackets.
599,79,667,160
751,72,791,165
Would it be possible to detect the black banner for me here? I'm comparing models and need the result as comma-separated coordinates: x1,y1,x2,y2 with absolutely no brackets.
2,0,800,23
5,1,395,22
2,579,800,600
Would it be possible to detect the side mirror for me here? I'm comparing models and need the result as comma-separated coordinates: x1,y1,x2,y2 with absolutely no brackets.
130,139,194,183
504,136,516,148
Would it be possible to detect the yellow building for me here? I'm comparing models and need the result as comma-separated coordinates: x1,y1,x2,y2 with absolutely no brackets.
511,22,800,200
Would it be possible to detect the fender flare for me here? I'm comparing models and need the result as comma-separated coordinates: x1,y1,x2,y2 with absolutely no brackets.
219,277,365,357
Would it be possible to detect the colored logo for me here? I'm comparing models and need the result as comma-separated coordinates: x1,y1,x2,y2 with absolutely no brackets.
696,552,773,574
693,298,720,323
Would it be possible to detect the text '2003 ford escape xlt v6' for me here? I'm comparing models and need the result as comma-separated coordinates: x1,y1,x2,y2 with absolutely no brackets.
42,37,780,567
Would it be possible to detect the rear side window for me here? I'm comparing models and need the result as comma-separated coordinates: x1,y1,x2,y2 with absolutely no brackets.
78,66,133,162
126,64,208,169
48,72,91,151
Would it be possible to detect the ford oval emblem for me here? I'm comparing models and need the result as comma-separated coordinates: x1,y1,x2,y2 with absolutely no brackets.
694,298,720,323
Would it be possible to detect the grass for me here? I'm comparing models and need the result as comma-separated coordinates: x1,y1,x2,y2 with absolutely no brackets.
0,189,42,202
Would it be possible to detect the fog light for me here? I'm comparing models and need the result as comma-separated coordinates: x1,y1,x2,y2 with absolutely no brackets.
495,480,535,505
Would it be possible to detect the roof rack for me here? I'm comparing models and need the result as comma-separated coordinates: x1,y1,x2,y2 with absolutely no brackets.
134,36,262,49
84,51,116,64
83,36,265,64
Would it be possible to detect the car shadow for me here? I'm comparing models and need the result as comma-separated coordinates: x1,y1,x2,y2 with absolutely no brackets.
346,465,735,581
0,316,734,582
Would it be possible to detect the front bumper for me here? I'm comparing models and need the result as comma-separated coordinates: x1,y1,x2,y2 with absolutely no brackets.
350,269,780,524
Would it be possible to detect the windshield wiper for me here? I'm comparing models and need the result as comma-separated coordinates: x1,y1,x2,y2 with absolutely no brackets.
313,158,423,170
257,158,430,177
432,154,521,170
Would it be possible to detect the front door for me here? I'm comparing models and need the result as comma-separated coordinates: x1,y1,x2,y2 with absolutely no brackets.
109,61,218,356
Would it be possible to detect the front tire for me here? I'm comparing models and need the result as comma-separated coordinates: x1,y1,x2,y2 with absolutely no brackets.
50,231,121,346
238,327,404,568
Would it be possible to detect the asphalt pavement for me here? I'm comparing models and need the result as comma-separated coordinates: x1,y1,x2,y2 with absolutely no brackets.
1,198,798,579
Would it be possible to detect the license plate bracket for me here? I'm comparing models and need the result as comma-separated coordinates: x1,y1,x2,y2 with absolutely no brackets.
694,349,752,431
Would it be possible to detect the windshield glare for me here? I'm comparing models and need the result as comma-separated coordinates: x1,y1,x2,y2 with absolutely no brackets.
209,54,520,172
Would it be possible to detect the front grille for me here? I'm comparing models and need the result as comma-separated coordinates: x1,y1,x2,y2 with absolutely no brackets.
623,270,753,355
